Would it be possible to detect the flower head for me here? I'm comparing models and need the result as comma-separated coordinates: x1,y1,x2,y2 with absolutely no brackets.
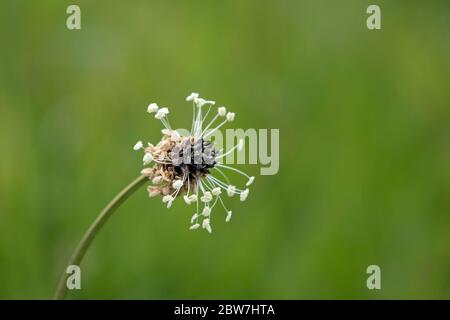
136,92,254,233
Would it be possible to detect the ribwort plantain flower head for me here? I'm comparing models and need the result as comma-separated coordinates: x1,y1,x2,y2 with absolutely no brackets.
134,93,254,234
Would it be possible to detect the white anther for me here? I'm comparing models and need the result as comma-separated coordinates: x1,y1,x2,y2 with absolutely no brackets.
226,112,235,122
201,191,213,203
246,176,255,186
225,211,232,223
155,107,169,119
143,153,153,165
189,223,200,230
190,213,198,224
195,98,215,108
218,106,226,117
184,195,191,205
212,187,222,196
194,97,206,108
133,141,143,150
186,92,199,101
202,218,212,234
172,179,183,190
240,189,249,201
227,185,236,197
147,103,159,113
202,207,211,217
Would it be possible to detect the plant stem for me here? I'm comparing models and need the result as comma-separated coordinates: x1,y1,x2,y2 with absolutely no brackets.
53,174,148,300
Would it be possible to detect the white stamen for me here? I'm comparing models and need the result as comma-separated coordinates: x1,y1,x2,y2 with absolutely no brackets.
202,218,212,234
226,112,235,122
217,163,251,180
190,103,196,134
201,105,213,124
192,99,204,137
190,213,198,224
172,179,183,190
195,182,200,223
227,185,236,197
201,113,220,136
216,140,243,159
207,176,228,190
212,187,222,196
201,191,213,203
133,141,143,150
184,195,191,205
186,92,199,101
160,117,172,130
225,211,232,223
188,194,198,202
194,98,206,108
240,189,249,201
202,207,211,217
158,107,169,118
217,194,231,215
246,176,255,186
155,107,169,119
189,223,200,230
147,103,159,113
203,119,228,139
162,195,173,203
212,167,231,185
195,97,215,108
218,106,226,117
208,175,243,192
170,172,187,202
143,153,153,165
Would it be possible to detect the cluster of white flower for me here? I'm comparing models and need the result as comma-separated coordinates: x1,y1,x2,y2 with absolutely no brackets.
133,92,254,233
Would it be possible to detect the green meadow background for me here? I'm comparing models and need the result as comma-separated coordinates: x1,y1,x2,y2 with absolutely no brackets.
0,1,449,299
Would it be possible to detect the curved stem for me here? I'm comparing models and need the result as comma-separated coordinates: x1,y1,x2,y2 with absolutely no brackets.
53,175,148,299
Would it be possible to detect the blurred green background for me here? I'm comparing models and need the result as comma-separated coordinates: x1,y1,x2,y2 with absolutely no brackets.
0,0,449,299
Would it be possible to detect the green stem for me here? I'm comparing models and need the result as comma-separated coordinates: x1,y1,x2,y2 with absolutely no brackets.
53,175,148,299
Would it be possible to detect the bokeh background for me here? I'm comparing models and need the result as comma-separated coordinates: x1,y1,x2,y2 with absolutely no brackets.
0,0,449,299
